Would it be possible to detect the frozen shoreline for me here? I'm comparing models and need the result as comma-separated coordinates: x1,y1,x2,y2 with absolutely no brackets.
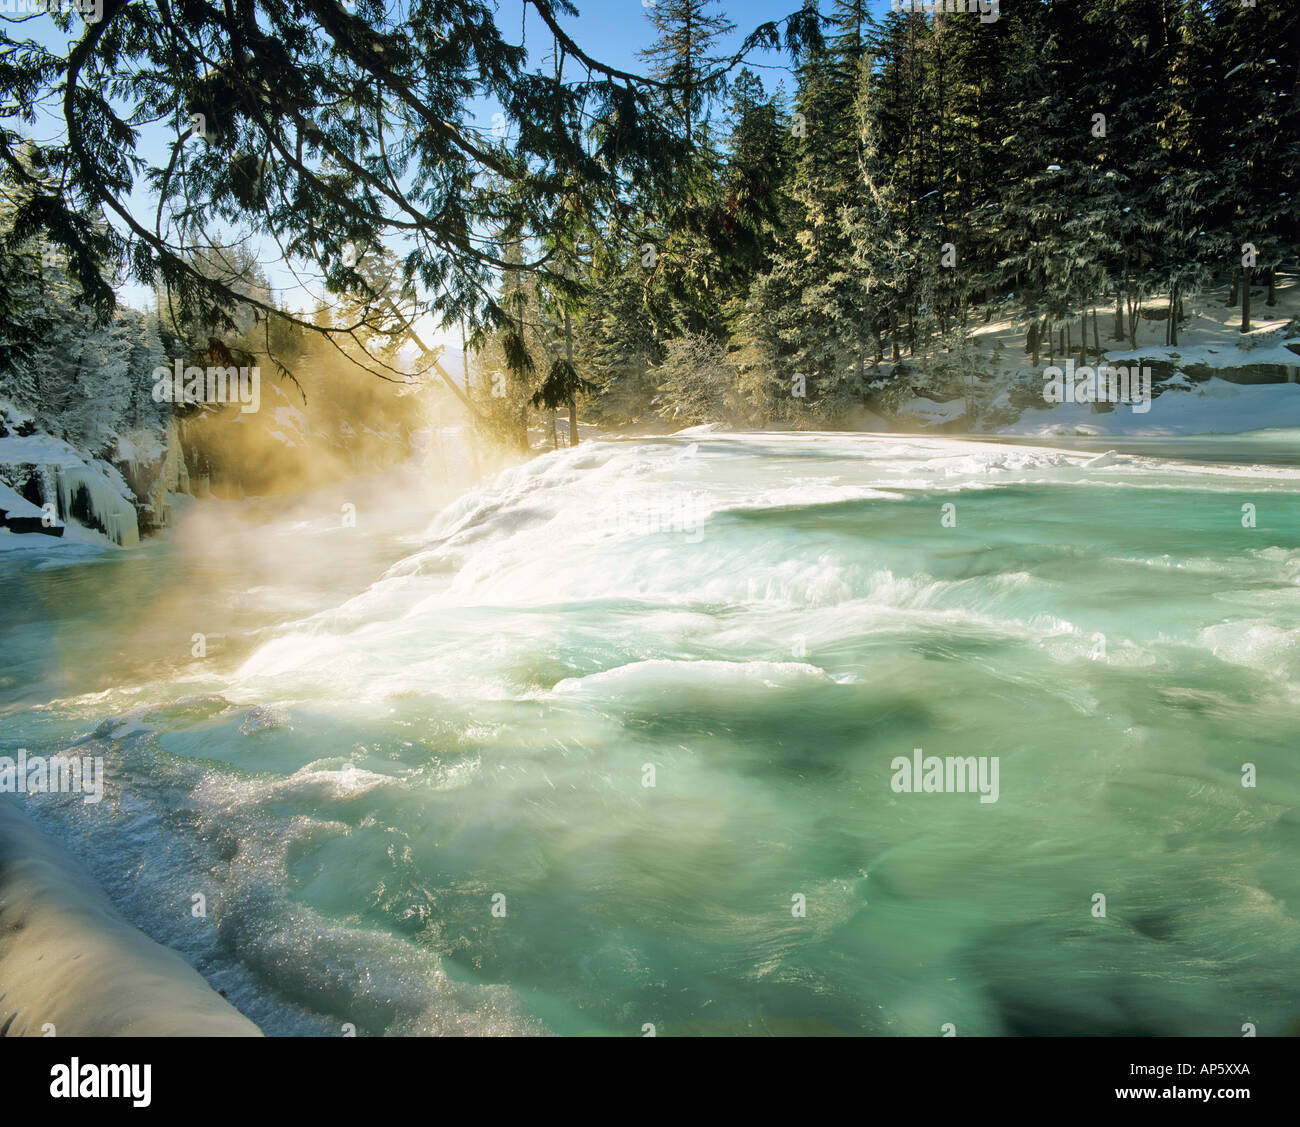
0,800,261,1037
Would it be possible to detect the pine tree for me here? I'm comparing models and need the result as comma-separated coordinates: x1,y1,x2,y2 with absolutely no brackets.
759,12,877,415
638,0,737,149
1197,0,1300,331
5,0,783,386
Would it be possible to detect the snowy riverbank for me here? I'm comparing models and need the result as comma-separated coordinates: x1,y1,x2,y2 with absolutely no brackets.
0,800,261,1036
0,430,141,548
992,377,1300,437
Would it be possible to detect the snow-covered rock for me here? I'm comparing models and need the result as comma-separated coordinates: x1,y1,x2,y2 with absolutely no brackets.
997,378,1300,437
0,479,63,537
897,394,968,427
0,433,139,547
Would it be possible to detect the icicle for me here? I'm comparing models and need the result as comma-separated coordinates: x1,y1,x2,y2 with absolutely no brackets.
53,461,140,548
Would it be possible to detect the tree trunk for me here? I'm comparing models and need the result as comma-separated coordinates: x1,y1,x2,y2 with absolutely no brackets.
1241,266,1252,333
548,408,558,450
1113,291,1124,340
460,321,472,394
1168,282,1177,347
564,304,579,445
517,403,529,452
1079,309,1088,365
1092,307,1101,357
1027,320,1039,366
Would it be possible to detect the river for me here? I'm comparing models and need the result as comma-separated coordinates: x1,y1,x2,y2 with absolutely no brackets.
1,430,1298,1035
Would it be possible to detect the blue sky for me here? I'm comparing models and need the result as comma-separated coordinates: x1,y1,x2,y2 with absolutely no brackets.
8,2,895,348
538,0,813,85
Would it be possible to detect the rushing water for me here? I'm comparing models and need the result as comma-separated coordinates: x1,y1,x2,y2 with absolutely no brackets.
2,430,1299,1036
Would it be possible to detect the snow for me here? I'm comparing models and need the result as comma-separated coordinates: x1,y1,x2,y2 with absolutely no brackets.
886,278,1300,437
0,524,112,555
0,480,47,522
256,385,312,449
0,801,262,1036
115,429,165,467
1110,338,1300,369
0,433,139,547
1082,450,1120,468
998,378,1300,437
897,394,967,425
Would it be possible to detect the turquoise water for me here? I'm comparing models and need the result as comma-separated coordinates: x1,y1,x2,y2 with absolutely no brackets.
2,432,1299,1035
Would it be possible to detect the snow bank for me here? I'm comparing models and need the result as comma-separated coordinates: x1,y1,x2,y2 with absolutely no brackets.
1108,338,1300,371
0,433,139,547
897,394,967,426
0,480,51,523
879,281,1300,436
997,378,1300,437
0,801,262,1036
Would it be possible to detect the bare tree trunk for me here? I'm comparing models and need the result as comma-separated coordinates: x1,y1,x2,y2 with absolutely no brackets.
1241,266,1252,333
1267,267,1277,307
1113,291,1124,340
1168,281,1178,347
1092,307,1101,357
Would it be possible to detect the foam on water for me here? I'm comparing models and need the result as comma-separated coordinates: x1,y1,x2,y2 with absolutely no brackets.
2,432,1298,1035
